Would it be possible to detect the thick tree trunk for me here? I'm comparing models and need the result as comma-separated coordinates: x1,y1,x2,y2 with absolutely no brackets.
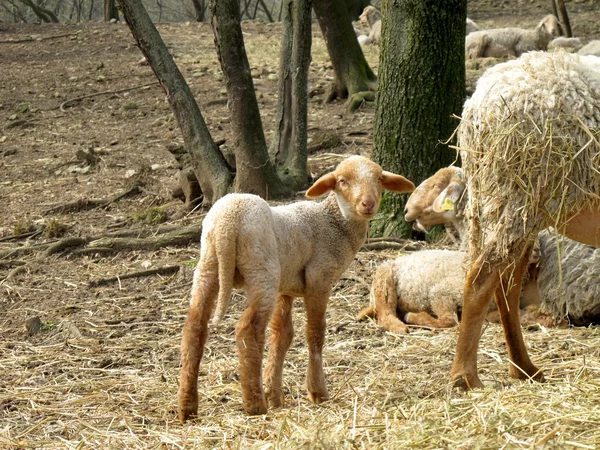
268,0,311,191
210,0,290,198
343,0,370,21
312,0,377,106
104,0,118,21
119,0,233,205
190,0,206,22
371,0,466,237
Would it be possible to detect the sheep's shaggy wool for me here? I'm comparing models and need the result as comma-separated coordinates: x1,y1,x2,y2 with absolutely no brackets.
458,51,600,262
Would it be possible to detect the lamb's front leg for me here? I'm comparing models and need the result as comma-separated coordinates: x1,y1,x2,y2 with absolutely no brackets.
264,295,294,408
304,289,330,404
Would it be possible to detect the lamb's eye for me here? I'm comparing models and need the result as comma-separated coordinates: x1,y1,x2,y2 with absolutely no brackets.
338,178,347,186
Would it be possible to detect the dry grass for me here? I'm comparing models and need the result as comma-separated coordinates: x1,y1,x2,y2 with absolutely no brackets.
3,249,600,449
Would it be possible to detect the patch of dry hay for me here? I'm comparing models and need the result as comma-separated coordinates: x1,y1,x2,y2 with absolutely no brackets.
2,252,600,449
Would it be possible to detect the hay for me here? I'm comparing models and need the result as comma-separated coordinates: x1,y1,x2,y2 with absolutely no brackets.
457,51,600,262
2,249,600,448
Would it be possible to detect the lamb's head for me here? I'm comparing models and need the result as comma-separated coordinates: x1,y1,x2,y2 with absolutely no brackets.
360,6,380,27
404,166,466,232
537,15,563,45
306,155,414,220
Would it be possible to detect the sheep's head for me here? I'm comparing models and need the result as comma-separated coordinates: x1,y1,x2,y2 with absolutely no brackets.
306,155,414,220
360,6,380,27
404,167,466,232
538,15,563,42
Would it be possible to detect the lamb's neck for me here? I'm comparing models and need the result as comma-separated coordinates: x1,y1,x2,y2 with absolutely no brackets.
323,193,370,250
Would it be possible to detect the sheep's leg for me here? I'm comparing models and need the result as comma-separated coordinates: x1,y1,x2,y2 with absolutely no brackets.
494,250,544,382
304,290,330,404
404,311,456,329
451,256,500,391
263,295,294,408
178,269,218,423
372,264,408,334
236,286,276,415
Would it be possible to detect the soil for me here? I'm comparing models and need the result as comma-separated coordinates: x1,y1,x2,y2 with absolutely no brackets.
1,1,600,448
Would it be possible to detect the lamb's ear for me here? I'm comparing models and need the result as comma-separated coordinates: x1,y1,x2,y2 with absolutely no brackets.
306,173,337,198
432,182,464,213
381,171,415,193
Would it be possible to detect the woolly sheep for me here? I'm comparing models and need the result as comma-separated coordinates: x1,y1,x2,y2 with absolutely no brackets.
466,18,479,35
452,51,600,391
465,15,562,59
177,156,414,420
549,36,583,52
358,6,381,46
578,40,600,56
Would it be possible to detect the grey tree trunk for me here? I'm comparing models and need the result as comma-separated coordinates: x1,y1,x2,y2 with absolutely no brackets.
312,0,377,106
371,0,466,237
119,0,233,205
18,0,59,22
190,0,206,22
268,0,312,191
104,0,118,21
210,0,290,198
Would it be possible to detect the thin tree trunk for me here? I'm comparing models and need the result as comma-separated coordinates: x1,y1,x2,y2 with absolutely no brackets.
104,0,118,20
269,0,311,190
210,0,290,198
119,0,233,205
190,0,206,22
555,0,572,37
18,0,59,22
371,0,466,237
312,0,377,105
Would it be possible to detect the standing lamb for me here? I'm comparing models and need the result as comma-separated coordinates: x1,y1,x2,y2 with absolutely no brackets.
452,51,600,391
465,15,562,59
177,156,414,421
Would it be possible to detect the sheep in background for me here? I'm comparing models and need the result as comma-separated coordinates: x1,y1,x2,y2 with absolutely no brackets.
358,5,381,46
465,15,562,59
452,51,600,391
578,40,600,56
177,156,414,420
549,36,583,52
466,18,479,35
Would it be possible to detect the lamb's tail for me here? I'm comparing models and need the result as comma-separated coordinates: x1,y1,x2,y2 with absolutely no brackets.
211,231,237,326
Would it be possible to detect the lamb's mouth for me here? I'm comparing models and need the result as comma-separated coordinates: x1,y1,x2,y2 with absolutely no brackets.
412,220,429,233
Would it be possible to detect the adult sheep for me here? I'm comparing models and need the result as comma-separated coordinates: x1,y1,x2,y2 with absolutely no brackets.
453,51,600,390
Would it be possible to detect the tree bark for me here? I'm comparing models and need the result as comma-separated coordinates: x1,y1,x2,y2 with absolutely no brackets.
555,0,572,37
312,0,377,106
118,0,233,205
210,0,290,198
104,0,118,21
268,0,311,191
371,0,466,237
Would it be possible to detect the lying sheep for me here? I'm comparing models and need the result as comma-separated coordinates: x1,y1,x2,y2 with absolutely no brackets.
465,15,562,59
177,156,414,420
452,51,600,390
358,5,381,46
578,40,600,56
466,18,479,35
549,36,583,52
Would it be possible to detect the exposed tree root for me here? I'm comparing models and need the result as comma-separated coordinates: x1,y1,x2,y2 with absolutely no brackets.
88,265,181,287
59,82,159,112
43,184,142,215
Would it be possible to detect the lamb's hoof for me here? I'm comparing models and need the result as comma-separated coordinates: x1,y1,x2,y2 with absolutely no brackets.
308,390,330,405
509,364,545,382
244,399,268,416
266,389,284,409
452,373,484,391
177,393,198,423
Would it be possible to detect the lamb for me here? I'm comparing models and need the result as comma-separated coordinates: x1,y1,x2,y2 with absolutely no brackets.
548,36,583,52
465,15,562,59
466,18,479,35
358,5,381,46
451,51,600,391
177,155,414,421
578,40,600,56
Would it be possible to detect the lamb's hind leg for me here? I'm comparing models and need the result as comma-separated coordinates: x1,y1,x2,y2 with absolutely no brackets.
178,266,218,423
264,295,294,408
304,288,330,404
236,284,277,415
404,311,456,329
495,248,543,382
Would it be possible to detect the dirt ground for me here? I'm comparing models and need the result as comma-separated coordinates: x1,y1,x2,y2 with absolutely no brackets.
2,1,600,448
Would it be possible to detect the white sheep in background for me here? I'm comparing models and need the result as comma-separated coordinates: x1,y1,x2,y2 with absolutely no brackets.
358,5,381,46
578,40,600,56
465,15,562,59
452,51,600,391
466,18,479,35
177,155,414,420
549,36,583,52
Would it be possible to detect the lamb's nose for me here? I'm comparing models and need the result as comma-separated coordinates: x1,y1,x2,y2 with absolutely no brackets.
404,207,408,215
362,200,375,211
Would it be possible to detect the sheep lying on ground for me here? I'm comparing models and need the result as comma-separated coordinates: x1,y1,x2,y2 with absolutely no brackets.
549,36,583,52
578,40,600,56
452,51,600,391
358,6,381,46
177,156,414,420
466,18,479,35
465,15,562,59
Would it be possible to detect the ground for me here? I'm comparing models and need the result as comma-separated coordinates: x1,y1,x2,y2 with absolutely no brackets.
2,1,600,448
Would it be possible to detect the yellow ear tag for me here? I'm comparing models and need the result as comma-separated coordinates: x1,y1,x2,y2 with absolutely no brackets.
441,198,455,211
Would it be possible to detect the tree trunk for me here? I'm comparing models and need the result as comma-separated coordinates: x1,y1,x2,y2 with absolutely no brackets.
268,0,311,191
210,0,290,198
190,0,206,22
555,0,572,37
104,0,118,21
18,0,59,22
343,0,370,21
118,0,233,205
312,0,377,106
371,0,466,237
